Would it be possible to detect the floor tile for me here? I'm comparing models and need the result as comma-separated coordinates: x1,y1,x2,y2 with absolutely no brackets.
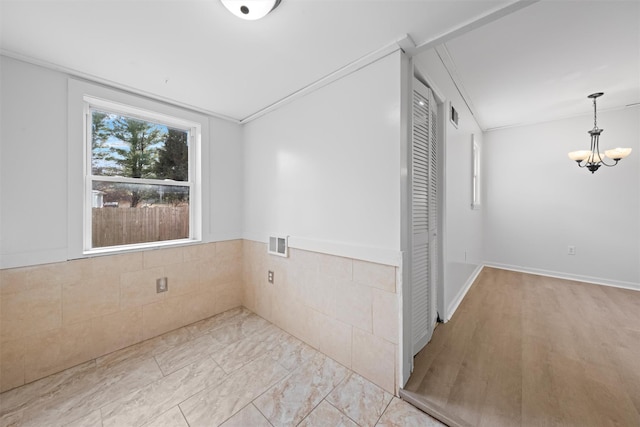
375,397,445,427
0,306,435,427
15,357,162,427
208,312,272,348
0,361,96,417
154,334,218,375
186,307,249,337
63,409,102,427
219,404,271,427
101,357,225,427
210,323,286,373
327,372,393,427
1,410,24,427
267,333,318,372
254,352,349,426
298,401,358,427
96,328,192,368
141,407,188,427
180,354,288,427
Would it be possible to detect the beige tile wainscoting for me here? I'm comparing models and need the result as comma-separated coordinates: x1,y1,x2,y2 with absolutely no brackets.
243,240,399,394
1,239,400,397
0,241,243,392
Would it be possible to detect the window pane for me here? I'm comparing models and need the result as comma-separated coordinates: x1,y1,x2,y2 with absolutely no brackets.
92,181,189,248
91,109,189,181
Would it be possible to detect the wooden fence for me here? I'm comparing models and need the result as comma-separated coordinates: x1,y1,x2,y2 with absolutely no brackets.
92,206,189,248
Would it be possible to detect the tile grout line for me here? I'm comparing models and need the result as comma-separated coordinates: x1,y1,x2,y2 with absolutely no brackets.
373,396,395,427
178,404,191,427
251,402,276,427
325,399,363,427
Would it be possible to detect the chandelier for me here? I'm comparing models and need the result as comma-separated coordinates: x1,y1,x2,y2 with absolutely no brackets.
568,92,632,173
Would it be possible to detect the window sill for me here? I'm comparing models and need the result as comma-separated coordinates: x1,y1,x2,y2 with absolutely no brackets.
83,238,202,257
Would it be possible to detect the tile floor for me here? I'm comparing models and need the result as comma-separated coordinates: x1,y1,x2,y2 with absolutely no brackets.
0,307,443,427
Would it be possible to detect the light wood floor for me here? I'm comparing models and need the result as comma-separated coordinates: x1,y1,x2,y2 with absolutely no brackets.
404,267,640,427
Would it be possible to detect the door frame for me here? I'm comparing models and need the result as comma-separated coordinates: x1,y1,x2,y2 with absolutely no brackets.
400,58,447,387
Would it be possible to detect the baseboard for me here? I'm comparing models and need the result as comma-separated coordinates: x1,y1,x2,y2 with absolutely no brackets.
484,262,640,292
445,264,484,321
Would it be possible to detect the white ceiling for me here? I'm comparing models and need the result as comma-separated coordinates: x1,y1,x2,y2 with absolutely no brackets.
1,0,639,129
437,0,640,130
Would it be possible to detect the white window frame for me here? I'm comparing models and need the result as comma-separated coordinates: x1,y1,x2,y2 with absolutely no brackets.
68,79,207,259
471,134,481,210
83,97,202,254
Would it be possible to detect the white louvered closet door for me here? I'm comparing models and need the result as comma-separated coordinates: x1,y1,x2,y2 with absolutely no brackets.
411,79,438,357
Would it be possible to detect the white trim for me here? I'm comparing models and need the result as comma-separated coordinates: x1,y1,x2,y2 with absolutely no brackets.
471,134,481,210
484,102,640,133
209,231,245,242
242,235,401,267
484,262,640,292
397,251,408,391
0,248,68,270
413,71,445,107
240,37,411,124
68,78,211,261
83,238,201,257
85,95,203,132
399,54,414,388
83,96,201,253
436,262,639,323
1,49,239,124
288,237,401,267
409,0,541,55
434,45,481,129
88,175,191,187
445,264,484,321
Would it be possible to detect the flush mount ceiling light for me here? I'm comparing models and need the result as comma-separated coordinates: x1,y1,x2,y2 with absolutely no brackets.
220,0,281,20
568,92,632,173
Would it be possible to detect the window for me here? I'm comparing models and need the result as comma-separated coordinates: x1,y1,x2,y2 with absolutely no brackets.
84,96,201,253
472,134,481,210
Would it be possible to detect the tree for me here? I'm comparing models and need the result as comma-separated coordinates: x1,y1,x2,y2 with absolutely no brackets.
106,117,165,207
154,128,188,181
154,128,189,206
91,111,110,175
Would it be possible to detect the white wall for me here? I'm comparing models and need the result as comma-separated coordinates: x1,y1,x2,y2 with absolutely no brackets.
484,107,640,288
209,117,244,242
1,56,69,267
413,50,485,319
243,51,403,263
0,56,244,269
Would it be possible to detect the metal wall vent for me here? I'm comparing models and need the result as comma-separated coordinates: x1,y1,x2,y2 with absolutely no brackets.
450,103,459,128
268,235,288,257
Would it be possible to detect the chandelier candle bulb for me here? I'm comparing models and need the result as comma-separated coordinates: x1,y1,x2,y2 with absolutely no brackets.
568,150,591,161
568,92,632,173
604,148,632,160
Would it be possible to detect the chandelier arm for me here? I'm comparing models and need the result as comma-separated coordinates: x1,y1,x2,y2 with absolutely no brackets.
600,159,620,167
592,132,617,167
